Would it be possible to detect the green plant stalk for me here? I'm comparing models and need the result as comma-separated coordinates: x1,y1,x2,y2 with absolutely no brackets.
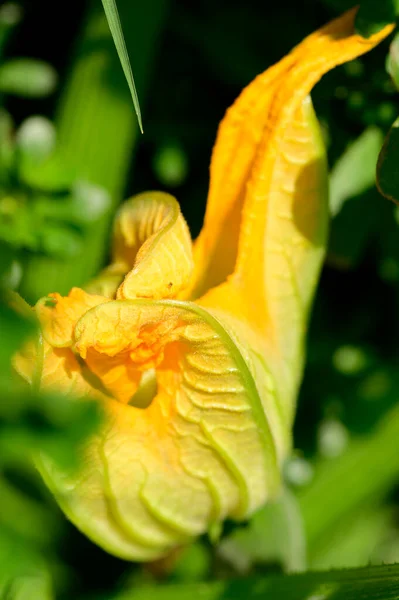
298,404,399,562
109,564,399,600
19,0,167,303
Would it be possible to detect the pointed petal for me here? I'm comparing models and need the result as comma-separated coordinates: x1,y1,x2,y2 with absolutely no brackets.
188,51,296,299
189,9,393,299
197,11,394,425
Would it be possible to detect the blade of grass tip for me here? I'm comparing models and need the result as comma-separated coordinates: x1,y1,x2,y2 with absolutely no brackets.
101,0,143,133
55,0,159,197
19,0,167,302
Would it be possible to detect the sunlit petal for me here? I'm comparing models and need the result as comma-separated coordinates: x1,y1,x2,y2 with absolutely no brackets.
189,9,394,301
87,192,194,300
38,299,279,559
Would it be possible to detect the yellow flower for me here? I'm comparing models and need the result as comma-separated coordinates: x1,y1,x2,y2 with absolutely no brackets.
14,10,393,561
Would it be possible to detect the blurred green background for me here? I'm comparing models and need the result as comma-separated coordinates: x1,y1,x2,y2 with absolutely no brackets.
1,0,399,598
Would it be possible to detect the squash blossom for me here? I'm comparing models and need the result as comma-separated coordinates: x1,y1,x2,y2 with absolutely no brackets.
14,10,393,561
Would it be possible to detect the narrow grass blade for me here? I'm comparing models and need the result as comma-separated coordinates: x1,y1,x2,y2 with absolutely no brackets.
101,0,143,132
19,0,167,302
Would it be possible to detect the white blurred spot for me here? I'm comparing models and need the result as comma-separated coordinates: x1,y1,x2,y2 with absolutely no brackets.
16,116,56,161
317,418,349,459
284,456,314,487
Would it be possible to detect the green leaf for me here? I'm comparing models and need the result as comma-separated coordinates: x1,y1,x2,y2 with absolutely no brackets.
0,299,35,370
0,198,40,251
387,31,399,88
0,528,50,591
39,225,82,259
101,0,143,133
328,188,381,268
0,109,15,182
110,564,399,600
0,390,103,470
329,127,384,217
0,240,14,278
18,152,75,192
377,117,399,203
0,477,57,549
0,571,53,600
355,0,398,38
0,59,57,98
327,126,386,267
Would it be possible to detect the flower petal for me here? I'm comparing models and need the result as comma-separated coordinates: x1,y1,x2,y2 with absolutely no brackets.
188,8,394,300
15,335,163,559
36,287,108,348
196,10,394,427
39,299,281,560
13,335,109,401
87,192,194,300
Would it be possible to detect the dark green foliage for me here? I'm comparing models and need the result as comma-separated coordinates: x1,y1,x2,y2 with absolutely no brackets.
377,117,399,202
356,0,399,37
